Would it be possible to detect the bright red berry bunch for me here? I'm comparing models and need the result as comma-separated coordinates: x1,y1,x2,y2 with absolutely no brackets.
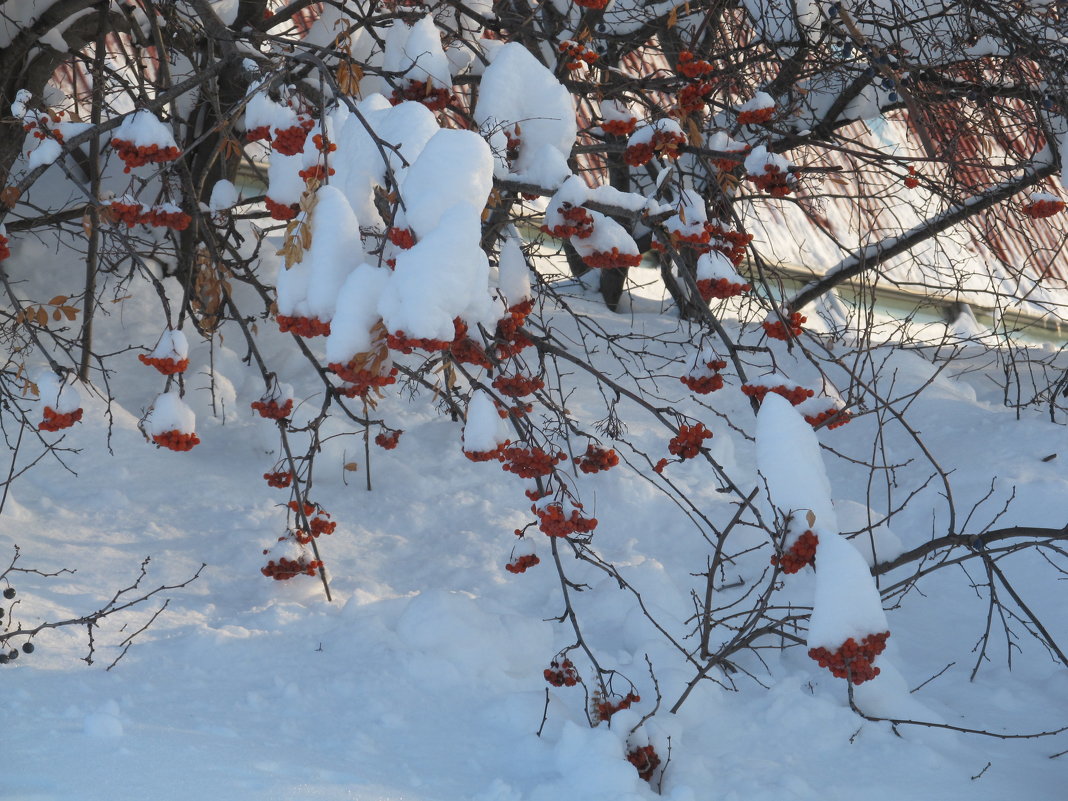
541,205,594,239
387,318,466,354
558,40,598,70
295,515,336,544
809,631,890,684
261,556,323,580
493,300,535,359
677,50,714,78
263,471,293,488
110,199,143,227
748,163,793,196
39,406,82,431
593,691,640,723
140,206,191,231
277,315,331,338
737,104,775,125
139,354,189,375
464,443,508,462
626,745,661,782
329,362,397,397
492,373,544,398
602,116,638,136
676,81,714,116
288,500,317,517
1022,197,1065,218
624,130,686,167
623,141,655,167
311,133,336,153
534,502,598,537
387,226,416,249
152,430,200,451
375,429,402,450
111,138,181,172
0,234,9,261
680,372,723,393
697,277,751,302
582,248,643,270
804,408,852,429
245,125,271,142
500,446,565,478
904,165,920,189
762,312,806,341
505,553,540,574
251,397,293,420
707,223,752,266
265,196,299,221
543,656,580,686
271,122,313,156
771,529,818,573
389,80,452,111
575,445,619,474
741,383,814,406
668,423,712,460
298,164,334,182
450,335,492,368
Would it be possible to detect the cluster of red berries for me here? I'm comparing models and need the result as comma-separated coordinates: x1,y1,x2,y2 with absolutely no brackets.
140,206,192,231
251,397,293,420
495,400,533,418
492,373,544,398
1022,197,1066,219
710,145,750,173
809,631,890,684
559,40,597,71
543,656,580,686
736,104,775,125
263,471,293,488
677,50,714,78
771,529,818,573
311,134,336,153
389,81,451,111
762,312,806,340
575,444,619,474
493,299,535,359
680,358,727,395
23,113,65,142
111,138,181,172
298,164,334,182
0,234,9,261
375,429,402,449
272,120,314,156
903,165,920,189
668,423,713,460
677,81,714,116
329,362,397,397
294,515,336,544
707,223,752,266
541,205,594,240
387,317,466,354
748,163,793,197
500,446,566,478
265,196,299,221
110,200,144,226
261,556,323,580
593,691,640,723
450,335,492,368
39,406,82,431
697,277,751,302
245,125,271,142
626,745,661,783
152,429,200,451
464,443,507,462
505,552,540,573
741,383,814,406
804,408,852,429
138,354,189,375
623,129,686,167
582,248,643,270
574,0,608,7
277,314,331,338
387,226,416,249
288,500,317,517
602,116,638,136
534,502,598,537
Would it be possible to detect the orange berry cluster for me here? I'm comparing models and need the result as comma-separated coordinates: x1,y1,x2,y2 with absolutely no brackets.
500,446,565,478
805,408,851,429
251,397,293,420
624,129,686,167
261,556,323,580
593,691,640,723
450,335,492,368
678,50,714,78
697,277,751,302
389,81,452,111
534,501,598,537
298,164,334,182
558,40,597,71
748,164,793,197
288,500,316,517
464,443,507,462
627,745,661,783
624,143,656,168
575,444,619,474
710,145,750,173
272,123,312,156
139,354,189,375
387,317,466,354
707,223,752,266
506,553,540,574
808,631,890,684
737,104,775,125
24,114,65,143
680,358,727,395
265,196,299,221
492,373,544,398
762,312,806,340
39,406,83,431
677,81,714,116
771,529,818,573
111,138,180,172
602,116,637,136
903,165,919,189
1022,197,1065,219
542,204,594,240
329,362,397,397
140,206,192,231
245,125,271,142
110,200,143,226
582,248,643,270
263,471,293,488
493,300,535,359
387,226,416,249
375,429,402,449
543,656,579,686
0,235,9,261
277,314,331,337
741,383,814,406
311,134,336,153
668,423,712,459
152,429,200,451
496,399,533,418
294,515,336,544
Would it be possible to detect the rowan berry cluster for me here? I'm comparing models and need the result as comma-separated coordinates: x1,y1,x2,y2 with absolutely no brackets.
748,163,793,197
707,223,752,266
311,134,336,153
493,300,535,359
152,430,200,451
245,125,271,142
505,553,540,573
677,50,714,78
668,423,713,460
582,248,643,270
263,471,293,488
298,164,334,182
387,226,416,249
623,129,686,167
0,234,9,261
804,408,852,429
294,515,336,544
464,443,507,462
111,138,181,172
271,121,313,156
328,363,397,396
39,406,83,431
24,113,65,142
265,196,299,221
541,205,594,239
139,354,189,375
762,312,806,340
558,40,598,71
140,206,192,231
450,335,492,368
495,400,533,418
771,529,818,573
903,165,920,189
251,397,293,420
737,103,775,125
375,429,402,449
277,314,331,337
602,116,637,136
697,277,751,302
110,199,143,226
387,318,465,354
575,445,619,474
543,656,580,686
573,0,608,8
592,691,640,723
534,502,598,537
1022,197,1065,218
288,500,317,517
626,745,661,782
740,383,814,406
808,631,890,684
680,359,726,395
261,557,323,580
389,81,452,111
492,373,544,398
500,446,565,478
677,81,714,116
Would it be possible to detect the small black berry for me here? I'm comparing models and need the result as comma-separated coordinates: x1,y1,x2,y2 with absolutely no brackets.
8,649,17,660
3,587,14,599
0,653,8,664
22,642,34,654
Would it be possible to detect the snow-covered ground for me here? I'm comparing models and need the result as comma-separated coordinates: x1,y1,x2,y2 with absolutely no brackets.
3,252,1068,801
